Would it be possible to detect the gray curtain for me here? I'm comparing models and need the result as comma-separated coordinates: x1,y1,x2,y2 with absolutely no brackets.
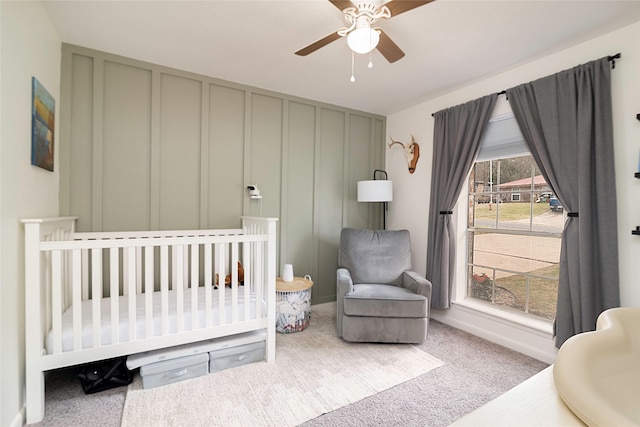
506,57,619,348
427,94,497,309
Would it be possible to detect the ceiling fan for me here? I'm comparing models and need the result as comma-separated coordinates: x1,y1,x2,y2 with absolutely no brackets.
295,0,434,63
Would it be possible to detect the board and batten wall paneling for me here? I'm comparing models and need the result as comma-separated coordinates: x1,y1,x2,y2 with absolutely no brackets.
314,108,346,304
59,43,385,304
102,61,152,232
158,73,202,230
249,93,283,219
283,101,316,280
348,114,375,229
208,84,245,229
64,53,94,232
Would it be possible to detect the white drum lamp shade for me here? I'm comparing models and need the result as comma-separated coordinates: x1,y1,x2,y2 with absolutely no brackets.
357,180,393,202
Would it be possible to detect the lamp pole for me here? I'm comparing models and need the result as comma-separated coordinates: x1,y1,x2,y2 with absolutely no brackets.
373,169,388,230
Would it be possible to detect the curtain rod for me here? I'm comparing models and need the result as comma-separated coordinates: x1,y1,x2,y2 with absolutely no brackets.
494,53,621,97
431,53,621,117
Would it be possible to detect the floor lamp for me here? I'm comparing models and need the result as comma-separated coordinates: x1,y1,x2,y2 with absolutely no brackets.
357,169,393,230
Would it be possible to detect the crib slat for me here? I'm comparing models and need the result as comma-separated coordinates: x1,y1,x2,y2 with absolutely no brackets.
127,247,136,342
204,243,212,327
217,243,225,325
183,244,189,288
175,245,184,333
136,246,143,294
62,247,70,311
243,241,251,322
171,246,177,291
81,249,89,301
72,250,82,351
231,242,238,324
190,244,199,330
51,251,63,354
123,248,129,297
109,247,119,345
144,246,154,338
91,248,102,347
255,242,263,319
161,245,169,335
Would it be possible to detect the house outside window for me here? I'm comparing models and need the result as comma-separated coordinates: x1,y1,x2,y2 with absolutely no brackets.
465,114,562,322
500,175,552,204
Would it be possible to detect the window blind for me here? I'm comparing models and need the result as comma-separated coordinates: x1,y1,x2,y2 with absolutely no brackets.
477,113,529,161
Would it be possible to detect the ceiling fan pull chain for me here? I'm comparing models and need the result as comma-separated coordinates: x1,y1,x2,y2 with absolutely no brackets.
350,51,356,83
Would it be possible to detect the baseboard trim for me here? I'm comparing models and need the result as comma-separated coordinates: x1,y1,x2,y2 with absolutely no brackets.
9,405,25,427
431,304,558,364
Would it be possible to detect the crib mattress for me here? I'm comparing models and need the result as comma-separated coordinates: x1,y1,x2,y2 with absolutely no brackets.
45,287,264,354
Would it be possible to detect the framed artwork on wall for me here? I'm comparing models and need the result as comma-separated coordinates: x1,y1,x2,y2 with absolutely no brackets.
31,77,55,171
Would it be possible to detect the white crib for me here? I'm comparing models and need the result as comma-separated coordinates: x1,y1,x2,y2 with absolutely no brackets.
22,216,278,424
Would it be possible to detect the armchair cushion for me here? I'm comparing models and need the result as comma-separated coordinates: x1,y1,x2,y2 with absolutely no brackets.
344,284,428,318
338,228,411,286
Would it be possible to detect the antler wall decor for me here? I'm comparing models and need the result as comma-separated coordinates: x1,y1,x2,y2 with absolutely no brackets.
388,135,420,174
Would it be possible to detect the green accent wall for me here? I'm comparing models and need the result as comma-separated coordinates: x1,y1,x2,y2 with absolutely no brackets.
59,44,386,304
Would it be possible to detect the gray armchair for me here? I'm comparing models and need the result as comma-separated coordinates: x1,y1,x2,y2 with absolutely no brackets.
336,228,432,344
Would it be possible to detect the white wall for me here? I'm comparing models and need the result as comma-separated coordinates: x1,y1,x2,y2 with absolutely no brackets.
387,21,640,363
0,2,61,425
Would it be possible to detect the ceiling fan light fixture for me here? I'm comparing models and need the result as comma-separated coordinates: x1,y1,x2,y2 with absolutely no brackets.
347,27,380,54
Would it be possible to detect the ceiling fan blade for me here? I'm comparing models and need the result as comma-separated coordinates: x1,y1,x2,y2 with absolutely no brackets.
295,32,342,56
384,0,434,17
328,0,357,11
377,30,405,63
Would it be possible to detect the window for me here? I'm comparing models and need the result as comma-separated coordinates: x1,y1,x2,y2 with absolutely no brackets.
466,115,562,322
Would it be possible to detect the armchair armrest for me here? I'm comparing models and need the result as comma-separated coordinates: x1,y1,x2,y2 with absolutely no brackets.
402,271,432,318
337,268,354,295
336,268,354,337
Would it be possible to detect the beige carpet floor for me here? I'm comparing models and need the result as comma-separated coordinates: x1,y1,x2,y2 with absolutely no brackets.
121,302,444,426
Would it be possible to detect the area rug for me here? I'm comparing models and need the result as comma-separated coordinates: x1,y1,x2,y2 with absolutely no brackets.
121,302,444,426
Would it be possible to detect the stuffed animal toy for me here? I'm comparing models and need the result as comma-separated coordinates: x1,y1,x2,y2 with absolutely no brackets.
215,261,245,288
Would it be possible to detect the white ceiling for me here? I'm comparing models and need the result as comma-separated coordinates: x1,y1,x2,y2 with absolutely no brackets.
42,0,640,116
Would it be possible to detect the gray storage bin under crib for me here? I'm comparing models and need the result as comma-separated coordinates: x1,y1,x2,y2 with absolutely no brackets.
126,330,267,370
139,353,209,389
209,341,266,373
132,331,267,389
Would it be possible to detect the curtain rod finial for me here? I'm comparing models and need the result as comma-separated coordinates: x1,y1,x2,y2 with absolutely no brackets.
608,52,621,69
